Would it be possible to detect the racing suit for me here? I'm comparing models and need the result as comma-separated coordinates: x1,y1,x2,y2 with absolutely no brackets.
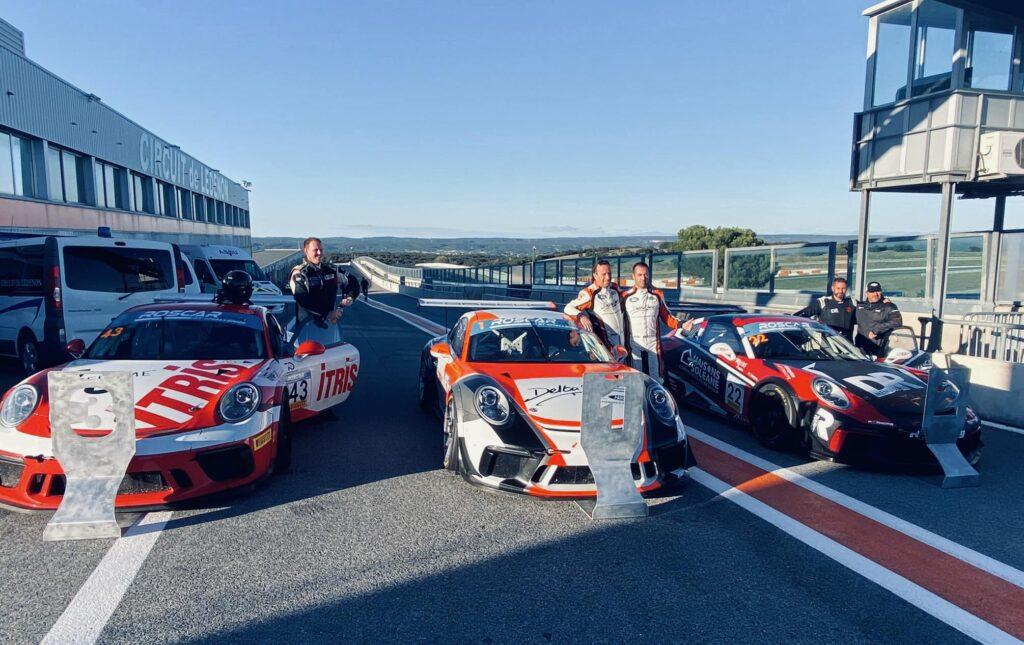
794,295,856,340
290,260,346,346
620,286,679,382
855,298,903,357
564,282,625,350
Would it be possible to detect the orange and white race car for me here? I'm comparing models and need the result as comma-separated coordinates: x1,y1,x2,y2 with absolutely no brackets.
416,305,693,498
0,301,359,511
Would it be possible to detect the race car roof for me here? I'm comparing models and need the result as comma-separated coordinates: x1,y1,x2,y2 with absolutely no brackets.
470,308,567,322
706,313,810,326
124,302,262,316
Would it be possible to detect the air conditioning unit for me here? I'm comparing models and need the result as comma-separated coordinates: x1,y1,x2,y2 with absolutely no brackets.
978,131,1024,178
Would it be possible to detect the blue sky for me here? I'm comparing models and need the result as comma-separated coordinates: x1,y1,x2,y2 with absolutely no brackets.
4,0,1020,237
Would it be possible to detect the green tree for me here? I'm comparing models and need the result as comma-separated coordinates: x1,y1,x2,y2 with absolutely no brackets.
673,225,765,287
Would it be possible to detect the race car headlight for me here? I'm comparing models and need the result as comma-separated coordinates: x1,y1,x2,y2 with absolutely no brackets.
218,383,260,423
811,378,850,410
647,384,678,424
474,385,511,426
1,385,39,428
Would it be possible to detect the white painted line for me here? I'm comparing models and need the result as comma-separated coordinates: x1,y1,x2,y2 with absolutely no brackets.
982,420,1024,437
689,467,1019,645
42,511,172,645
688,427,1024,590
361,297,446,336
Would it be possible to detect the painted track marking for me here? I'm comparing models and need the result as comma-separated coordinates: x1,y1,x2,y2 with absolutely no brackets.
982,420,1024,437
42,511,171,644
360,297,447,335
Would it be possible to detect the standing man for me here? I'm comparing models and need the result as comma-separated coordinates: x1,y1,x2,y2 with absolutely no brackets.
794,276,856,340
855,281,903,357
620,261,680,382
360,276,370,301
564,260,625,350
289,237,354,346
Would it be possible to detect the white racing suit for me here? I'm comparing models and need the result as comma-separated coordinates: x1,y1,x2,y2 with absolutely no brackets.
564,282,625,350
621,286,679,382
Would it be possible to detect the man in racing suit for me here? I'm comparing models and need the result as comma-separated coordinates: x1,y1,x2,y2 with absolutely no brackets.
794,276,856,340
620,261,680,382
563,260,625,350
855,281,903,357
289,237,357,346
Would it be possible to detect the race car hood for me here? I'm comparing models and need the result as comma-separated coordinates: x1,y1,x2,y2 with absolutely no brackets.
14,358,267,439
493,363,636,430
776,359,926,417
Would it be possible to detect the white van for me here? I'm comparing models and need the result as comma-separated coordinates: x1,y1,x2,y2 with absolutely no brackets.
0,233,188,373
179,245,282,295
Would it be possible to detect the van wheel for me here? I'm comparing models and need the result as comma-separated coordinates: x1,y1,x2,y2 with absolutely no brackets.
18,336,40,375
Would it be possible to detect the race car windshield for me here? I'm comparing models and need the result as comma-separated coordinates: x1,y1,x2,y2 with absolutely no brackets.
743,322,868,362
85,310,265,361
468,321,612,363
209,259,269,282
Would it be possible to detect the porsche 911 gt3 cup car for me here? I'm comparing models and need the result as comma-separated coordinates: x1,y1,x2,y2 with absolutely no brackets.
661,314,980,466
417,307,693,498
0,302,359,511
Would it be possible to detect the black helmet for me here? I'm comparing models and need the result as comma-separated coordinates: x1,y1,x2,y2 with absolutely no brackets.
215,270,254,304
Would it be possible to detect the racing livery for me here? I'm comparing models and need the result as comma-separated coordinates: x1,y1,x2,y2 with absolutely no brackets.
0,302,359,511
662,314,981,466
564,283,626,348
417,308,693,498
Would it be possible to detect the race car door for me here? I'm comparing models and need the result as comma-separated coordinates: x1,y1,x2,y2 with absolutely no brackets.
277,322,360,417
684,320,746,416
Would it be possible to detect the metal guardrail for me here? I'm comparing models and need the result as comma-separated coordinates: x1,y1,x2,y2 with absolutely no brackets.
949,319,1024,363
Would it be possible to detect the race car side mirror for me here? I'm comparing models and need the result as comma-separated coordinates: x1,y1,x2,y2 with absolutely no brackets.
708,342,736,362
430,342,452,359
295,340,326,359
66,339,86,359
613,345,629,361
885,347,913,364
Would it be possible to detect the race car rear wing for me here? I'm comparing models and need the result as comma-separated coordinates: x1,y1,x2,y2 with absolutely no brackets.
666,301,747,320
153,293,295,315
417,298,557,310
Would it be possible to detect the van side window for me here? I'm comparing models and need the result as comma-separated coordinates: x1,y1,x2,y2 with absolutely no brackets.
193,260,218,290
63,246,174,293
0,245,44,296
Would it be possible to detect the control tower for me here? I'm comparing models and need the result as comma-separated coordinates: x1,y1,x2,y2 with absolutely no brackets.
854,0,1024,316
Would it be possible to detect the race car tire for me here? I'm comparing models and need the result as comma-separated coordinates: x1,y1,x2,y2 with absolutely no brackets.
749,383,798,449
418,354,436,413
18,334,40,375
274,406,293,475
442,397,460,473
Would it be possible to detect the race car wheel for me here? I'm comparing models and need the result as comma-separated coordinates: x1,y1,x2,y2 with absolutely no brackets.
749,383,797,449
274,406,293,475
18,335,40,375
442,398,460,472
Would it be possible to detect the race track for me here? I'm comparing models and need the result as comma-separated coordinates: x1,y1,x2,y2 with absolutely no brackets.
0,291,1022,643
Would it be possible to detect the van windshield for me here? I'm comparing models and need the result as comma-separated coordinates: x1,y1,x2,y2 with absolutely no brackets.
63,246,174,293
209,259,268,281
86,309,265,360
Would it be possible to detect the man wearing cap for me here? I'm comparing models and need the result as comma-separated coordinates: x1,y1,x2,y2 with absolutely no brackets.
794,276,856,340
855,281,903,357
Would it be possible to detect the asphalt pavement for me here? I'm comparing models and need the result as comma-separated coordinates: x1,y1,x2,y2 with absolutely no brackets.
0,292,1019,643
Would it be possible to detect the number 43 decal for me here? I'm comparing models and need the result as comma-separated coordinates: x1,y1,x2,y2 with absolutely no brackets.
288,380,309,409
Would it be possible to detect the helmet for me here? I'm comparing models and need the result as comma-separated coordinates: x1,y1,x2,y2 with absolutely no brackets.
215,270,254,305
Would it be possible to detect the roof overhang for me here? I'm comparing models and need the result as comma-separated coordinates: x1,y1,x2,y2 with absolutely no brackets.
865,0,1024,20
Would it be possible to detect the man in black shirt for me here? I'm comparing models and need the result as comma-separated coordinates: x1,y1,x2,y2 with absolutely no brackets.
360,277,370,300
289,237,355,345
855,281,903,357
794,277,856,340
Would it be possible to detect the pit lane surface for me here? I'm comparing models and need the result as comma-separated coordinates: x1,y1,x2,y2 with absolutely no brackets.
0,293,1020,643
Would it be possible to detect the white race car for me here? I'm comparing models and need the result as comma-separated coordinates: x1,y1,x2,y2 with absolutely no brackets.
0,301,359,510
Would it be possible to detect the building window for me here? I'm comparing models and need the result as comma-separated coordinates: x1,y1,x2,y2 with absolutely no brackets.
132,173,154,214
0,130,33,197
912,1,958,97
94,161,120,209
61,150,81,203
965,14,1014,91
131,173,143,212
160,181,176,217
178,187,192,219
194,193,206,221
872,5,914,106
206,197,216,223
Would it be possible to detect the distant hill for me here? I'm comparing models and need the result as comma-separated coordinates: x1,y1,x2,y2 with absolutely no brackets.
251,235,678,257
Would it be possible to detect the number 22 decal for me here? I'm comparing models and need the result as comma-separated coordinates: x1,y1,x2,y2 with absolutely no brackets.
725,380,745,411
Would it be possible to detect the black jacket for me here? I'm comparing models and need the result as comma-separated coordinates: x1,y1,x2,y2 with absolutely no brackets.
855,298,903,355
795,295,856,339
290,261,341,321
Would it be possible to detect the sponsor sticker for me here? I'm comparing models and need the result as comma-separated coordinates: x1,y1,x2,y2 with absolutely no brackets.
252,427,273,452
